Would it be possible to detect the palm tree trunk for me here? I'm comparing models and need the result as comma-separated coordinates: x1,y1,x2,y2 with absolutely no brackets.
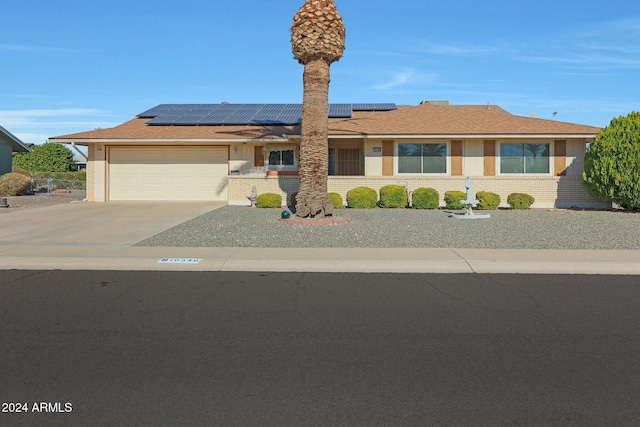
296,58,334,218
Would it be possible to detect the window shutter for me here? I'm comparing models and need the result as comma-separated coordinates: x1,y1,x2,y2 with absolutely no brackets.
451,140,463,176
254,146,264,167
484,140,496,176
554,140,566,176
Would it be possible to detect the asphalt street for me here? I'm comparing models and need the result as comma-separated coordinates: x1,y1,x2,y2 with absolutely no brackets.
1,271,640,426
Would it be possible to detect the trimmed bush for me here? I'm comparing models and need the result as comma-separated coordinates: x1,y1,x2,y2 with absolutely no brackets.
379,185,408,208
0,172,32,196
256,193,282,208
444,190,466,210
411,187,439,209
346,186,378,209
329,192,343,209
289,192,298,208
476,191,501,210
507,193,535,209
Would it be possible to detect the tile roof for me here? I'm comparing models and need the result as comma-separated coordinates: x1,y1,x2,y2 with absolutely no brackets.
51,103,600,142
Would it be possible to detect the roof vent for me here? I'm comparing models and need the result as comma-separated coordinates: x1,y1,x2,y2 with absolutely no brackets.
420,100,450,106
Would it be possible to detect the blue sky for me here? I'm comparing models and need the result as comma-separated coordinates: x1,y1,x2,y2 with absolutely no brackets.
2,0,639,146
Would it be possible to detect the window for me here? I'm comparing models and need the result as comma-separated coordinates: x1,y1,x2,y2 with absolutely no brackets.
398,143,447,174
329,148,362,175
500,143,550,174
268,150,295,167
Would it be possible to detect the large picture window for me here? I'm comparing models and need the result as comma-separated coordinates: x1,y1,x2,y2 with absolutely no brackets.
500,143,550,174
398,143,447,174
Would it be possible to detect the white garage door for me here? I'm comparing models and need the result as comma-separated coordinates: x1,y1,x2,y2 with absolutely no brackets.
108,146,228,201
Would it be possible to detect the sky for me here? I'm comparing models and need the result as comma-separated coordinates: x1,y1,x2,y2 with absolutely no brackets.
1,0,639,148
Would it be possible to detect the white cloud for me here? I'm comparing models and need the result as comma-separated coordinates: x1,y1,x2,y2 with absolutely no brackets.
0,108,118,145
0,108,105,127
589,17,640,37
0,43,69,53
373,69,437,91
410,41,504,57
517,17,640,70
0,43,31,52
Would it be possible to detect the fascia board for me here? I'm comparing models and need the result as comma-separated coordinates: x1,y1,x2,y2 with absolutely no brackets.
287,133,597,139
49,138,291,144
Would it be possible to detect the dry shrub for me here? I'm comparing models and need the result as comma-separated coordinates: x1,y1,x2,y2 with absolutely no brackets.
0,172,32,196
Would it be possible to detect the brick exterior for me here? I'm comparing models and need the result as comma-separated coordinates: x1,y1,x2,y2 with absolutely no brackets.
86,144,96,202
59,103,602,207
229,175,606,209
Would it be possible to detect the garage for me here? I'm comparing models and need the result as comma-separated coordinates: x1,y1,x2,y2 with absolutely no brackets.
108,146,228,201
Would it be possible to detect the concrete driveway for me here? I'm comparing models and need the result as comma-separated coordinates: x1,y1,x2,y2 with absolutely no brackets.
0,201,639,274
0,202,224,247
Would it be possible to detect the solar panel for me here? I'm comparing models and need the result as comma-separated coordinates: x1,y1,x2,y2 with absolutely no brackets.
352,103,397,111
140,103,397,125
329,104,352,118
147,115,185,125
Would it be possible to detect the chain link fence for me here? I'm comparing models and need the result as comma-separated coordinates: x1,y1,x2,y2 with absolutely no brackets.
30,178,86,195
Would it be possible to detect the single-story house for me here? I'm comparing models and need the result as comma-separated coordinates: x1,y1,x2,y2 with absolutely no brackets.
0,125,31,175
50,101,604,208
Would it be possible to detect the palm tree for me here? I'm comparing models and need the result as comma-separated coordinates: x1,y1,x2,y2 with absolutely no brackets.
291,0,346,218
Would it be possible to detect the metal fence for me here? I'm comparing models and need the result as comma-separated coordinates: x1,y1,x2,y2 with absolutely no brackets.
30,178,86,195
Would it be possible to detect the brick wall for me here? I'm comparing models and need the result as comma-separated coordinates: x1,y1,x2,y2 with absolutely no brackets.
229,175,607,208
86,144,95,202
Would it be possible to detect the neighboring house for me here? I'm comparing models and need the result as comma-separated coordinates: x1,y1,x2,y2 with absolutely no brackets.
49,101,604,208
73,156,87,171
0,125,31,175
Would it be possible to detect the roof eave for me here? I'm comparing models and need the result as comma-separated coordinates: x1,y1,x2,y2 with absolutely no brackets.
288,133,598,139
0,125,31,152
49,137,292,145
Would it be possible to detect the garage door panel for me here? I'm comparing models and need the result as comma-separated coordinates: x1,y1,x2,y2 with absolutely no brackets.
109,147,228,201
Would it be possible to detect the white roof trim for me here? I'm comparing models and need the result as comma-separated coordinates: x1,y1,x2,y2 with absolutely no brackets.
286,133,597,139
50,137,291,144
52,133,597,145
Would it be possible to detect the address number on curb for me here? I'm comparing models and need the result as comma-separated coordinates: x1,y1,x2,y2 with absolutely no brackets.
158,258,202,264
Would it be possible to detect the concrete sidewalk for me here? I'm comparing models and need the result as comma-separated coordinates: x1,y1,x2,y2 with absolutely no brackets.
0,202,638,274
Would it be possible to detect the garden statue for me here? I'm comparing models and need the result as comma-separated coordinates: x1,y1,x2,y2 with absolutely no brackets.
449,177,490,219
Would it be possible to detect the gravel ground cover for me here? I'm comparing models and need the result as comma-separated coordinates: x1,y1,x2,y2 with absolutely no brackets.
136,205,640,250
0,191,86,213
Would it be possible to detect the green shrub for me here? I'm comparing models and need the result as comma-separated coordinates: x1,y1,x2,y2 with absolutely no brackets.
507,193,535,209
346,186,378,209
411,187,439,209
256,193,282,208
0,172,32,196
329,192,343,209
289,192,298,207
12,142,77,172
444,190,466,210
583,111,640,210
476,191,501,210
379,185,408,208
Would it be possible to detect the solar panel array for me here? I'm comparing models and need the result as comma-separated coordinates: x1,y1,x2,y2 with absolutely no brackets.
137,103,397,126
